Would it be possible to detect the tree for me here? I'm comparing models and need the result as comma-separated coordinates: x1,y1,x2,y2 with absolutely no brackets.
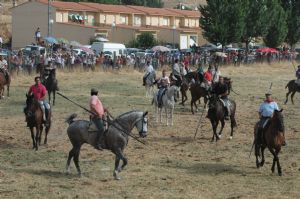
199,0,246,49
281,0,300,48
136,32,157,48
264,1,288,48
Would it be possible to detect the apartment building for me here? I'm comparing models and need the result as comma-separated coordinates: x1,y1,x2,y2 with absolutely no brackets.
12,0,204,49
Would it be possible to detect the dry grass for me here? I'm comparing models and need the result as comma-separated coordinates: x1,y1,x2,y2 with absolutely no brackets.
0,62,300,198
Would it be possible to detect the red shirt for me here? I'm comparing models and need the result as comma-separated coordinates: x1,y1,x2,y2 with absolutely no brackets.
90,95,105,118
204,71,212,82
29,83,47,100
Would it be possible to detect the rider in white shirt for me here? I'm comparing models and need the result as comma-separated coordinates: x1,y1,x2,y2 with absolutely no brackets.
143,61,155,86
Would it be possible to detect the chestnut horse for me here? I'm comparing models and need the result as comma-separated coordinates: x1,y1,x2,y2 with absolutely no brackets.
284,80,300,104
254,109,285,176
24,94,51,150
43,68,59,105
0,72,10,99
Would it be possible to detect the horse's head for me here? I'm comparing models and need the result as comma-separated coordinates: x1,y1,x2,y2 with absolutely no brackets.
24,93,36,117
135,111,148,138
224,77,232,94
273,109,285,133
208,93,218,109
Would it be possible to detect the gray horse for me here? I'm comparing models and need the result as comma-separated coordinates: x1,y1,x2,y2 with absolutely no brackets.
65,110,148,180
144,71,156,98
152,85,180,126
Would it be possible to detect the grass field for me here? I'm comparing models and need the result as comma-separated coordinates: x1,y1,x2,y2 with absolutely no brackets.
0,63,300,199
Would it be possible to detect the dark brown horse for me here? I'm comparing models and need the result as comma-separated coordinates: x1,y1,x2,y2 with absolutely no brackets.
0,71,10,99
207,94,237,142
190,83,208,114
65,110,148,180
43,68,59,105
254,109,285,176
24,94,51,150
180,71,200,106
284,80,300,104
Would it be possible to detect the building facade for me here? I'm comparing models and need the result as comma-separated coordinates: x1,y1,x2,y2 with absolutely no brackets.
12,0,205,49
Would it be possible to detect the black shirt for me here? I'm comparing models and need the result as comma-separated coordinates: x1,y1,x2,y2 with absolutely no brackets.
214,82,228,96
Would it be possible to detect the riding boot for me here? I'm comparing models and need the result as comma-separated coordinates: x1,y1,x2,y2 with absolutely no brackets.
143,77,146,86
95,131,104,150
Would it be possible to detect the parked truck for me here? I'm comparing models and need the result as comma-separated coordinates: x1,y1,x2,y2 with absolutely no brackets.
91,42,126,58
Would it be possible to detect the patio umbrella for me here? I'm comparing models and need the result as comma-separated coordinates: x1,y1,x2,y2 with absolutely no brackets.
80,46,94,54
69,41,82,47
57,38,69,44
256,48,278,53
151,46,170,52
44,36,57,44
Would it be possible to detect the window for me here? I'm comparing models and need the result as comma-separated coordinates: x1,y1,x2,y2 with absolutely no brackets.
56,12,63,23
120,15,127,24
134,16,141,26
163,17,169,26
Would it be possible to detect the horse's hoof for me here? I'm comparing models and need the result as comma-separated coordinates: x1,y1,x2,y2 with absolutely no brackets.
114,176,121,180
278,172,282,176
78,173,83,178
229,136,233,140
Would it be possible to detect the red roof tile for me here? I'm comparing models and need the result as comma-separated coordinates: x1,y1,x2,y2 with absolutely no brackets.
166,8,200,17
79,3,144,14
127,5,176,16
37,0,98,12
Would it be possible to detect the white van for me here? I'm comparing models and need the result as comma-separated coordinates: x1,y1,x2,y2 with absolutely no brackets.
91,42,126,58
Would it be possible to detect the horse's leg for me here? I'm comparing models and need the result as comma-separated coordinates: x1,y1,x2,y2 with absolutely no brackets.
44,125,50,144
210,120,218,142
73,146,82,177
39,125,43,146
170,108,174,126
191,99,195,114
30,127,36,149
165,107,169,126
291,91,296,105
113,149,123,180
218,119,225,138
260,146,265,167
53,91,55,106
284,91,291,104
7,84,9,97
35,126,40,151
66,147,76,174
229,116,237,140
48,92,51,105
275,148,282,176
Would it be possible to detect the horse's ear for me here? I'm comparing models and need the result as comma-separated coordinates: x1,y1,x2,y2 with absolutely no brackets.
279,109,283,112
143,111,148,117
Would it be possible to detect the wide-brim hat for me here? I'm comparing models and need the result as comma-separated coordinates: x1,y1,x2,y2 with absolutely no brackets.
91,88,98,93
265,90,272,95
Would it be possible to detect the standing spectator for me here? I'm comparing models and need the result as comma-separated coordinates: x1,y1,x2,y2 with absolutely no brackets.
35,27,41,44
0,36,3,48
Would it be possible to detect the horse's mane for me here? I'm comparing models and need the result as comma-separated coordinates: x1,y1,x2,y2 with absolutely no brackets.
115,110,141,120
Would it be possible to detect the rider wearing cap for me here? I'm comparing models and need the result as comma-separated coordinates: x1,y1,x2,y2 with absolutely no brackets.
256,91,284,146
90,88,107,150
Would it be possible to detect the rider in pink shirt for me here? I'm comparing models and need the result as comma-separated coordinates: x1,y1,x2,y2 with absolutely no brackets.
28,76,50,123
89,88,107,150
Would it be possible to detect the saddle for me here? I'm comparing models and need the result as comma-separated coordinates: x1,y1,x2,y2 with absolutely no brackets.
295,79,300,86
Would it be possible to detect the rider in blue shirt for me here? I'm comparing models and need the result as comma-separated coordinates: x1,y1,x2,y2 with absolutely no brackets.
256,91,280,145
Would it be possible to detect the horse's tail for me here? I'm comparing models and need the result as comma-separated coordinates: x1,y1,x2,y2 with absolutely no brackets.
66,113,77,125
285,80,293,89
151,98,154,105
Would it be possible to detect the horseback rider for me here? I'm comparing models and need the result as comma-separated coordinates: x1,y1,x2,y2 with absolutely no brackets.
172,59,182,86
157,69,170,107
28,76,50,125
143,61,155,86
89,88,107,150
0,55,9,82
202,64,213,91
295,65,300,85
213,76,230,120
256,91,286,146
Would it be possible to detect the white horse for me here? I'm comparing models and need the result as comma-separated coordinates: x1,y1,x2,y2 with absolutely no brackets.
152,85,180,126
144,71,156,98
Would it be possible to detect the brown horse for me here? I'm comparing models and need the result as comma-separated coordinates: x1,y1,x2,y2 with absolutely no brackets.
43,68,59,105
0,71,10,99
190,83,208,114
254,109,285,176
284,80,300,104
180,71,200,106
24,94,51,150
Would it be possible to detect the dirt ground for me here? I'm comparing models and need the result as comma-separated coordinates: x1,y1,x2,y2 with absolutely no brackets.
0,63,299,199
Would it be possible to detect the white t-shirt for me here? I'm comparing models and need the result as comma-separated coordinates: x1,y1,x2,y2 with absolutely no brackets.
0,37,3,44
0,59,8,69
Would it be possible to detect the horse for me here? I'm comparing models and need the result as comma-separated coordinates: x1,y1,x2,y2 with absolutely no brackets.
144,71,156,98
180,71,200,106
24,94,51,150
43,68,59,105
207,94,237,142
152,85,180,126
254,109,285,176
65,110,148,180
0,71,10,99
284,80,300,104
190,83,209,114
